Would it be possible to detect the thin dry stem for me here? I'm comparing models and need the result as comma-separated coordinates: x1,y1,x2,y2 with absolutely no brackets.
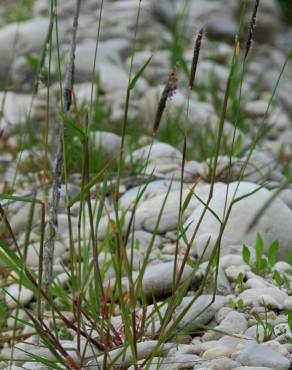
42,0,81,295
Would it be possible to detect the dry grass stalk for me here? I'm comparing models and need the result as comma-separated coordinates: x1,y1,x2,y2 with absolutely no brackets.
42,0,81,295
153,66,178,134
244,0,260,60
189,28,204,90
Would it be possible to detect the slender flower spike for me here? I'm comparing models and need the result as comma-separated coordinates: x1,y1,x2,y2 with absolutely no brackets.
245,0,260,60
153,66,178,134
189,28,204,90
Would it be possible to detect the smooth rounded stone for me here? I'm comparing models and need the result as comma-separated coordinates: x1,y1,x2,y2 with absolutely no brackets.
5,284,34,309
174,295,227,330
142,262,193,299
272,261,292,274
265,340,290,357
283,297,292,311
200,152,280,184
236,343,290,370
233,367,275,370
196,60,229,90
161,243,177,255
195,357,241,369
0,18,67,78
97,62,144,94
0,92,32,127
176,343,201,354
128,50,170,83
119,180,184,210
215,307,234,324
245,325,266,342
238,287,288,309
244,277,270,289
202,346,234,360
7,308,28,329
216,267,232,294
53,271,70,286
9,201,40,234
0,338,95,363
215,311,248,337
90,131,122,159
184,181,292,260
205,14,237,41
225,265,250,282
127,230,162,252
219,254,246,269
143,162,197,181
244,100,269,118
73,40,121,81
71,82,97,103
21,362,49,370
278,189,292,209
90,340,173,369
146,354,202,370
134,187,200,233
140,86,214,128
127,142,182,167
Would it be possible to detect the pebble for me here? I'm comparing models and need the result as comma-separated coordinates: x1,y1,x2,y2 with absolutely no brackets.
174,295,227,330
215,310,248,336
184,182,292,260
5,284,34,309
244,100,269,118
238,287,288,309
237,343,290,370
142,262,193,299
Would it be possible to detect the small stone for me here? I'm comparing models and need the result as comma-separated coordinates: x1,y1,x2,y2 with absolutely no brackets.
215,311,248,337
175,295,227,330
5,284,34,309
244,100,269,118
202,346,233,360
142,262,193,299
215,307,234,324
237,343,290,370
239,288,288,309
233,367,275,370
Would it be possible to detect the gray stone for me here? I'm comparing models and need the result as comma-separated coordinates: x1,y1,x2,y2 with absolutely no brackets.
184,182,292,260
5,284,34,309
174,295,227,330
237,344,290,370
142,262,193,299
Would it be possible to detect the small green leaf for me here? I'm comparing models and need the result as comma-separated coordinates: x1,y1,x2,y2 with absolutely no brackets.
268,240,279,267
288,312,292,333
236,272,244,287
255,234,264,270
129,56,152,90
259,257,268,271
234,133,242,155
273,270,283,288
237,298,244,308
242,245,251,265
25,53,40,72
288,250,292,265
